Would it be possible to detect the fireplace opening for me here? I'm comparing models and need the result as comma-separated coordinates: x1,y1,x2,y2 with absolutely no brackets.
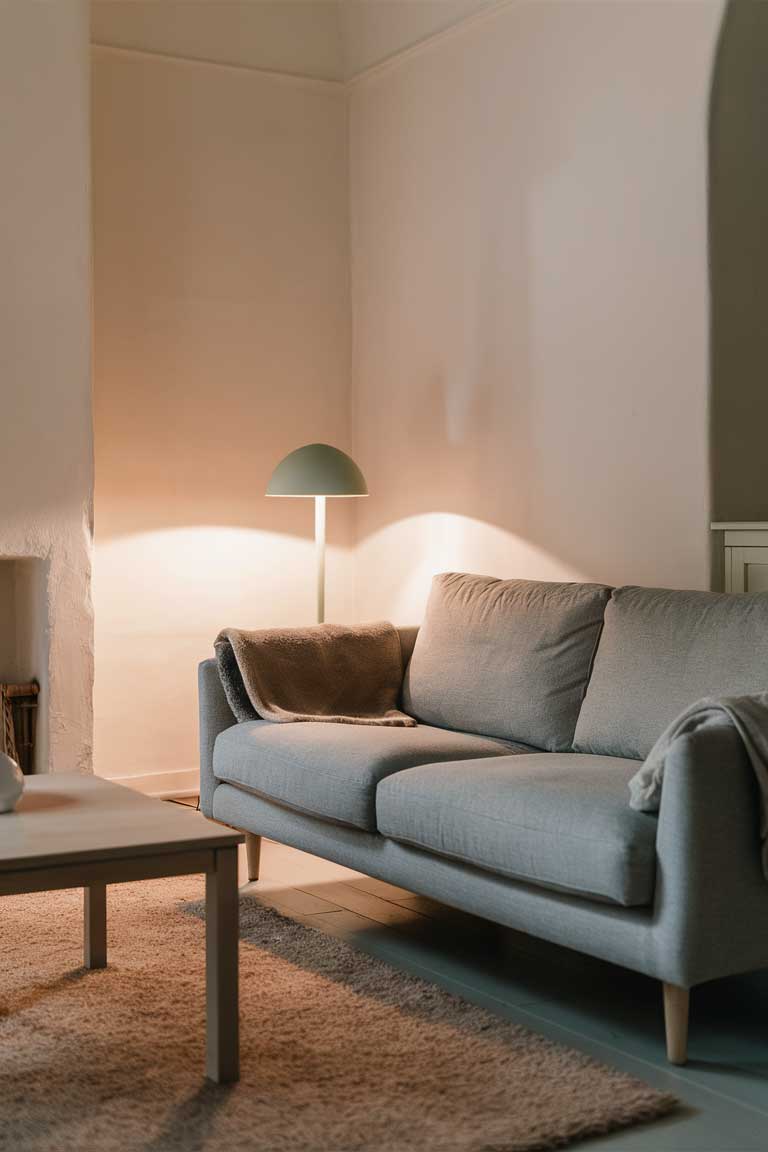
0,558,48,773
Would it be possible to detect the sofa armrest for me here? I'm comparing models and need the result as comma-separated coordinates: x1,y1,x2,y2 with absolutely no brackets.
654,721,768,986
198,657,236,817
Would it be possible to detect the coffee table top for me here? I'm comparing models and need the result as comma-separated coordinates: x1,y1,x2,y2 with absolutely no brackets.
0,774,243,873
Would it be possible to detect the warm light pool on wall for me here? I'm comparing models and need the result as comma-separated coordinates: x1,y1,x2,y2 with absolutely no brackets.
266,443,368,624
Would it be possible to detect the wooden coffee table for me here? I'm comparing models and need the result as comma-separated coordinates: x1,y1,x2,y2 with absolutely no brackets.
0,774,244,1083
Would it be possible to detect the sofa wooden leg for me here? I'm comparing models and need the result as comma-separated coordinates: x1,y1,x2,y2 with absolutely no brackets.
245,834,262,882
663,982,689,1064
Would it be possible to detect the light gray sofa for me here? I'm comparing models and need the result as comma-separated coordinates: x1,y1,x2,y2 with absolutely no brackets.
199,574,768,1065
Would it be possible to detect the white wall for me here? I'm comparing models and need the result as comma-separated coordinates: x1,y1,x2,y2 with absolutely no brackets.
0,0,93,773
341,0,497,77
91,1,726,789
92,46,353,786
90,0,502,84
91,0,345,80
350,0,724,623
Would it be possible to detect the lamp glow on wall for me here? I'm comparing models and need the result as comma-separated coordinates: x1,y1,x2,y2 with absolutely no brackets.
266,443,368,623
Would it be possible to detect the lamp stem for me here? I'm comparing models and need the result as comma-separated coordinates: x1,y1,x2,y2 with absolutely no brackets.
315,495,326,624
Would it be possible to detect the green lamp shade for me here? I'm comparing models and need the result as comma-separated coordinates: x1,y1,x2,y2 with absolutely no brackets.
266,443,368,497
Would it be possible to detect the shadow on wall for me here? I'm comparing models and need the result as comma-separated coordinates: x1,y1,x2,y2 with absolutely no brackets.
709,0,768,523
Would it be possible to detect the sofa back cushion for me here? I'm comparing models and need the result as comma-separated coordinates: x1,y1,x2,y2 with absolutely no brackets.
402,573,611,751
574,585,768,760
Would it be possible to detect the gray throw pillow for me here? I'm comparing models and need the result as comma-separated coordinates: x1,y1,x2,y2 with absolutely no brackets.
574,585,768,760
403,573,611,751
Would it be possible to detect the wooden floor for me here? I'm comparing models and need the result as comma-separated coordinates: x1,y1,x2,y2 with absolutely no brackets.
173,800,768,1149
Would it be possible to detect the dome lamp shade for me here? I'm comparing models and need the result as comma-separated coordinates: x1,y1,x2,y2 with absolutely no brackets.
266,444,368,623
266,443,368,497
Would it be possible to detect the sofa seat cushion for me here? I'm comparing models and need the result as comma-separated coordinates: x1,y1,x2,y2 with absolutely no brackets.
376,754,658,906
403,573,611,751
213,721,531,832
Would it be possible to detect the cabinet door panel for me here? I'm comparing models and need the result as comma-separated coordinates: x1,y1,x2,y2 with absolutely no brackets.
729,547,768,593
745,563,768,593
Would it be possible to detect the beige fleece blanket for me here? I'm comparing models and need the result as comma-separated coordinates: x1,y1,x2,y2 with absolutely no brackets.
215,621,416,727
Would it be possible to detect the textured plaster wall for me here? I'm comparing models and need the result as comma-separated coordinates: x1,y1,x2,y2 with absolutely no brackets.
0,0,94,773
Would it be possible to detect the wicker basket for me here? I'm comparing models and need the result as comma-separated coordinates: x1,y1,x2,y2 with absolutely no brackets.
1,682,39,775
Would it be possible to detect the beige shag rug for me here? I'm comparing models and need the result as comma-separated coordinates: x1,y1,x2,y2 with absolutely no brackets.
0,877,675,1152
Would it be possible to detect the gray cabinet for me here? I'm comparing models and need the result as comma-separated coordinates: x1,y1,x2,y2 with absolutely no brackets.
712,523,768,592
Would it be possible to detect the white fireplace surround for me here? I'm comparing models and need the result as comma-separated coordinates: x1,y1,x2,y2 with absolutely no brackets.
1,3,94,776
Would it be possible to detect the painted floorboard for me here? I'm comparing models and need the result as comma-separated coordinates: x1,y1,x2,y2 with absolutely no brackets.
297,880,431,927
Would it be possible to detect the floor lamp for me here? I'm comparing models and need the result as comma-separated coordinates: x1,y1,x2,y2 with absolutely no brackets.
266,443,368,624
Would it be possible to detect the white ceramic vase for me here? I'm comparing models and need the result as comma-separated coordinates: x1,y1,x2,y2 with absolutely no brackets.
0,752,24,813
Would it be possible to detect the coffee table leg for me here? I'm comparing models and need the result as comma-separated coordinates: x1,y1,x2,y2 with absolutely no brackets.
84,884,107,969
205,846,239,1083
